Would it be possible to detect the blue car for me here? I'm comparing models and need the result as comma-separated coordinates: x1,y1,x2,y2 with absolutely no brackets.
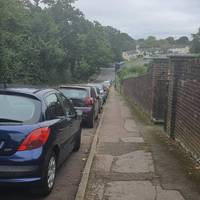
0,86,82,195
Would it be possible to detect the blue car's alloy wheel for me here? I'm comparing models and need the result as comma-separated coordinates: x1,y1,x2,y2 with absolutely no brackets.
47,156,56,189
34,152,57,196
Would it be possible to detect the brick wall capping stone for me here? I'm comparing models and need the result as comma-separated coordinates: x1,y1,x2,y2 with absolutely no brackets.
152,57,169,63
152,56,168,60
122,55,200,162
169,54,197,61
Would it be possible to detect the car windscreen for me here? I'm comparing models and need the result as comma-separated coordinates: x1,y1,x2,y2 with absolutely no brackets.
90,84,103,93
96,84,104,91
0,94,41,124
60,88,88,99
88,84,103,91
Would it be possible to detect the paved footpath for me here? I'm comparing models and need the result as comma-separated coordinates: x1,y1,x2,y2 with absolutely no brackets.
85,88,185,200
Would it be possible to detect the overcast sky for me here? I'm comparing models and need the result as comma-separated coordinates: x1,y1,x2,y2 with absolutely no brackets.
74,0,200,39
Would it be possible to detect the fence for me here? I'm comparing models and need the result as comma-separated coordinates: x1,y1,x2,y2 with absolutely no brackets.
122,71,153,115
122,55,200,161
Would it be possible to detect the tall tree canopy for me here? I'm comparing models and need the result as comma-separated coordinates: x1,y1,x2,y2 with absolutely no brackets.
0,0,136,85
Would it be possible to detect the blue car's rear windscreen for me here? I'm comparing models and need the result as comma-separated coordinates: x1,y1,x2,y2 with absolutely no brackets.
0,94,41,124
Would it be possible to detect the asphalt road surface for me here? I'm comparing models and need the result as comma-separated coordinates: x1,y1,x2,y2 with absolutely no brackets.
96,68,115,82
0,68,115,200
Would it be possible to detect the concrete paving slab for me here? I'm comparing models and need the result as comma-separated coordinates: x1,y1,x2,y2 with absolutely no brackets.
94,154,114,173
103,181,185,200
124,119,137,132
97,142,146,156
99,136,119,143
104,181,156,200
121,137,144,143
120,129,141,137
113,151,155,173
86,179,105,200
120,106,132,118
156,186,185,200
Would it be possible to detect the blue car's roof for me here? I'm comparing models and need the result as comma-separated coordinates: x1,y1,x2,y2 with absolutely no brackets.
0,86,56,100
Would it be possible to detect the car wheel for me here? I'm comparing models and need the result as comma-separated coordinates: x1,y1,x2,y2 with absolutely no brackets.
73,127,82,151
88,113,94,128
37,152,57,196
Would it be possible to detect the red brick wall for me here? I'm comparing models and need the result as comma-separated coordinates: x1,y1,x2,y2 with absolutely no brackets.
171,57,200,160
152,58,169,122
122,56,200,161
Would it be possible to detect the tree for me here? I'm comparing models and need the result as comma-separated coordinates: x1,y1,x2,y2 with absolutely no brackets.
145,36,157,48
166,37,175,45
103,26,136,61
0,0,137,84
191,28,200,53
0,0,31,82
176,36,189,45
157,39,170,52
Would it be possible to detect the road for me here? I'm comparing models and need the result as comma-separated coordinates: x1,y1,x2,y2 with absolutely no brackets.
96,68,115,82
0,68,115,200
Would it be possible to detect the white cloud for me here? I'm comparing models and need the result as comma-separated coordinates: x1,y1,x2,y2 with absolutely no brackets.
74,0,200,39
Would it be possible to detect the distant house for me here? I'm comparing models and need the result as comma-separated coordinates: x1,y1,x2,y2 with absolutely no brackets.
122,45,147,60
122,50,138,60
123,45,190,60
168,46,190,55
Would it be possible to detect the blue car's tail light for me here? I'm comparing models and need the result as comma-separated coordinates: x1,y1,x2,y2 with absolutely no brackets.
18,127,50,151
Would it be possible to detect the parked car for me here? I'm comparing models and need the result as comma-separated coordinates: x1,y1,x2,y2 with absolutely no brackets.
102,84,109,102
103,80,112,88
87,83,103,112
97,83,108,104
0,86,82,195
89,83,108,104
59,85,99,128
